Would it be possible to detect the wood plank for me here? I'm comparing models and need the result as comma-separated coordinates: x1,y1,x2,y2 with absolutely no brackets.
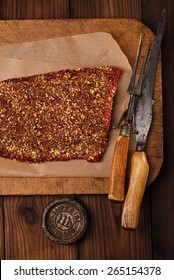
3,192,152,260
78,191,152,259
69,0,142,19
0,177,107,195
142,0,174,260
4,195,78,259
0,0,70,19
0,197,5,259
1,0,155,261
0,18,163,195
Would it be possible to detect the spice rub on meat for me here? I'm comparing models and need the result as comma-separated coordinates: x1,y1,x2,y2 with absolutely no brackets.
0,66,122,163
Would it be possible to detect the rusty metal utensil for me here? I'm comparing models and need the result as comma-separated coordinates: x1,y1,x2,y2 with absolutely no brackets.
121,8,166,229
108,33,150,202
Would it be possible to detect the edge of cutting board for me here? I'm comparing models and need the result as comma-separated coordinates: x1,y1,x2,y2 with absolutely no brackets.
0,18,163,195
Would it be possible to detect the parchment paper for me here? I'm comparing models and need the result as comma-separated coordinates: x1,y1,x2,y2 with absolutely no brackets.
0,32,132,177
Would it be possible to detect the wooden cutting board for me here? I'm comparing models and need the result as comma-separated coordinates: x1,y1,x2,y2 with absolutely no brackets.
0,19,163,195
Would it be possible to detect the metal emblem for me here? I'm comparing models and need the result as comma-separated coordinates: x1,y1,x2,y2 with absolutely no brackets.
42,197,88,244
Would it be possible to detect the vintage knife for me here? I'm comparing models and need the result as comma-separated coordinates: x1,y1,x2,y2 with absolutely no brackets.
121,8,166,229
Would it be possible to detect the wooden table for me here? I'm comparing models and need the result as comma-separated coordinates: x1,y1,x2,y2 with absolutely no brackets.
0,0,173,260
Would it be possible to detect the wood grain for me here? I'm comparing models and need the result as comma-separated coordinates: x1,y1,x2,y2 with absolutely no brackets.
142,0,174,260
70,0,142,19
121,151,149,229
0,0,173,261
4,195,78,259
78,193,152,259
108,135,130,201
0,197,5,259
0,18,163,195
0,0,70,19
3,193,152,260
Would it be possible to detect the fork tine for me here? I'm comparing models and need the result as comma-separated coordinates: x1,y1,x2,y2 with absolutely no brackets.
127,33,142,93
135,40,151,96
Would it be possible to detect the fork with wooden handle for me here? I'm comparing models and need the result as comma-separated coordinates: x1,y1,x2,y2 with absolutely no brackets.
108,33,149,202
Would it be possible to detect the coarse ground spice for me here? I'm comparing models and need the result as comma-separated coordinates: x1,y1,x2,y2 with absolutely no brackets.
0,66,122,163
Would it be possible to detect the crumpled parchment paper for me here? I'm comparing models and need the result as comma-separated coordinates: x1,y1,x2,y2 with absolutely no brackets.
0,32,132,177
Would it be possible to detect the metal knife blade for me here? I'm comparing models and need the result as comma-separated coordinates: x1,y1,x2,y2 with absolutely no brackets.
135,8,166,151
121,9,166,229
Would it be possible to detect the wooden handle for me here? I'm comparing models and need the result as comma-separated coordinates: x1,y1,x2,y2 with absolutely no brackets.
108,135,130,201
121,151,149,229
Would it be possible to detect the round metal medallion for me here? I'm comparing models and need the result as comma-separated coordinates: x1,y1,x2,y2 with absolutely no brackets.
42,198,88,244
